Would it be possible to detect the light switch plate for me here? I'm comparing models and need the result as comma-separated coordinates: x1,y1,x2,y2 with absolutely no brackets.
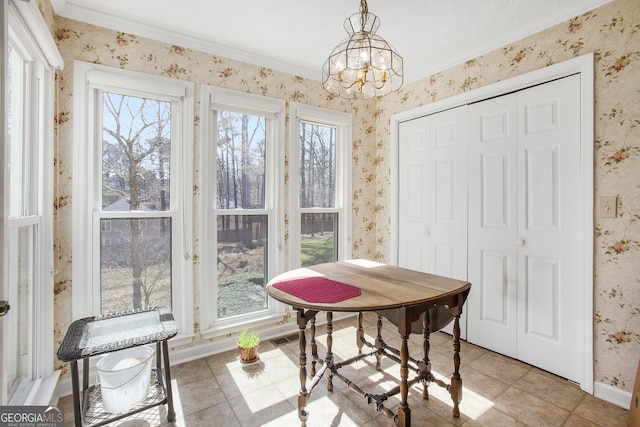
598,196,617,218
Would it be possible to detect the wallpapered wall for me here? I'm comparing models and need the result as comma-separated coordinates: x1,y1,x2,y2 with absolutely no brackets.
375,0,640,394
42,0,638,395
47,12,379,376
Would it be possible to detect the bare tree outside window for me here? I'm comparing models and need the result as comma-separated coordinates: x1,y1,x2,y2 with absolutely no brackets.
99,92,173,312
299,122,335,208
215,112,268,318
299,122,338,266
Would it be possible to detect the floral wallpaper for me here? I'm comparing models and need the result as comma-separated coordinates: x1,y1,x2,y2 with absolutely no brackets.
375,0,640,395
43,0,638,397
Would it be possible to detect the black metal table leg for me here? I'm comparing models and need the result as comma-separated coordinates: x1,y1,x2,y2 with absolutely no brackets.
162,340,176,422
71,360,82,427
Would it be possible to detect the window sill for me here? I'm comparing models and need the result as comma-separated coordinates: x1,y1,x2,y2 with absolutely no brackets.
199,310,287,341
17,370,61,406
168,333,195,348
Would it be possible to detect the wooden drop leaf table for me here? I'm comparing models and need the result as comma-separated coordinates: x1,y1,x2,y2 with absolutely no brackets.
267,259,471,427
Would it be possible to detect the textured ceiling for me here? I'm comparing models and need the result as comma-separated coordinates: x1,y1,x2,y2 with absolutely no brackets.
50,0,612,84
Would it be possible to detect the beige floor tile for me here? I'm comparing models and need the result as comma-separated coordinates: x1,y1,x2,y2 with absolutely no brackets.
458,364,510,400
409,390,468,426
493,386,570,427
171,402,240,427
512,369,586,411
227,384,295,426
373,402,456,427
573,394,630,427
467,352,531,384
561,413,601,427
432,338,489,365
171,376,227,419
254,347,299,383
313,389,378,426
463,407,528,427
204,350,241,376
170,358,213,387
58,394,75,425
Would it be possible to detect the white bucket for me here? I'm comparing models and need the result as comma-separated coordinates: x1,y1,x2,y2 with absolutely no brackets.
96,346,154,413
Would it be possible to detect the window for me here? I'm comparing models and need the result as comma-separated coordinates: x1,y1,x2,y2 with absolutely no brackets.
73,62,194,344
289,103,352,268
200,86,284,336
2,0,63,405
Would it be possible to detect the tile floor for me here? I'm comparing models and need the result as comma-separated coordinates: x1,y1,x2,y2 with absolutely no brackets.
58,313,630,426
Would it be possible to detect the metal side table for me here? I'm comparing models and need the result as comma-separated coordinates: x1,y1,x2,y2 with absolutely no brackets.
57,306,178,427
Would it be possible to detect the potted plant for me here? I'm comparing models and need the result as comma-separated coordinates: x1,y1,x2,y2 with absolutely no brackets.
237,329,260,363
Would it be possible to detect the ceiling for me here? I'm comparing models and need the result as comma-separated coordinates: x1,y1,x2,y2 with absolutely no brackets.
50,0,612,85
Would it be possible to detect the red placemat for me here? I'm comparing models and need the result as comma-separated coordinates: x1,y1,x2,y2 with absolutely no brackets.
272,276,361,303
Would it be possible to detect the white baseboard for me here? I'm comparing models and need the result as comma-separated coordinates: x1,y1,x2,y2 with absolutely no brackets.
54,312,355,400
594,381,632,410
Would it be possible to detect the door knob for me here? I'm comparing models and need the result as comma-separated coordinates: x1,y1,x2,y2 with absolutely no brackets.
425,229,430,236
517,240,525,247
0,300,10,317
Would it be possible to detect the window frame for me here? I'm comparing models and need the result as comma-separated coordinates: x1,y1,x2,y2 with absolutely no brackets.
1,0,63,405
72,61,194,346
199,86,285,338
289,103,352,268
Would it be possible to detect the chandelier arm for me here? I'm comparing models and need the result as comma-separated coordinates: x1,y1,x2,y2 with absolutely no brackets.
341,79,360,90
338,73,386,91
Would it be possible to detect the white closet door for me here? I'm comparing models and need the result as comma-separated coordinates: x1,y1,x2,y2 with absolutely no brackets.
516,74,582,382
467,75,582,382
398,107,468,336
398,116,431,273
429,107,468,283
467,94,519,358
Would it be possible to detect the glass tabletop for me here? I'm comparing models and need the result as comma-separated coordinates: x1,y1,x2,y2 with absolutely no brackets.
80,310,164,349
57,306,178,361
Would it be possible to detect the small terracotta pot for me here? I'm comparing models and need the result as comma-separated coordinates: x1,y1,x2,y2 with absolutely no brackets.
238,346,259,363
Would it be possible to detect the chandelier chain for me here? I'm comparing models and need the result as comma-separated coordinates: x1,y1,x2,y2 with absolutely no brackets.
360,0,368,29
360,0,368,17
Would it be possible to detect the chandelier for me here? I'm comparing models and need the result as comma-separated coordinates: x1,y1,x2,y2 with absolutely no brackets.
322,0,403,99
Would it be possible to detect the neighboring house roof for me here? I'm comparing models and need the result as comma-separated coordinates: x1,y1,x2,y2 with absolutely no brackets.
103,199,154,212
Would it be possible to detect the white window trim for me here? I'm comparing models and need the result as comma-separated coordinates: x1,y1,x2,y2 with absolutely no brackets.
2,0,62,405
199,86,285,339
289,103,352,268
72,61,194,346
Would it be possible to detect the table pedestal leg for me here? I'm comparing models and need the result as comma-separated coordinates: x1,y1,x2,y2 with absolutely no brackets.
422,313,431,401
310,316,317,377
450,313,463,418
356,312,364,355
326,312,334,392
396,334,411,427
375,315,383,371
297,311,309,426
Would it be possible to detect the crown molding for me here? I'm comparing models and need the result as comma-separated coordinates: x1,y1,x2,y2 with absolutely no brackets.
408,0,613,83
12,0,64,68
51,0,612,86
52,1,322,81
